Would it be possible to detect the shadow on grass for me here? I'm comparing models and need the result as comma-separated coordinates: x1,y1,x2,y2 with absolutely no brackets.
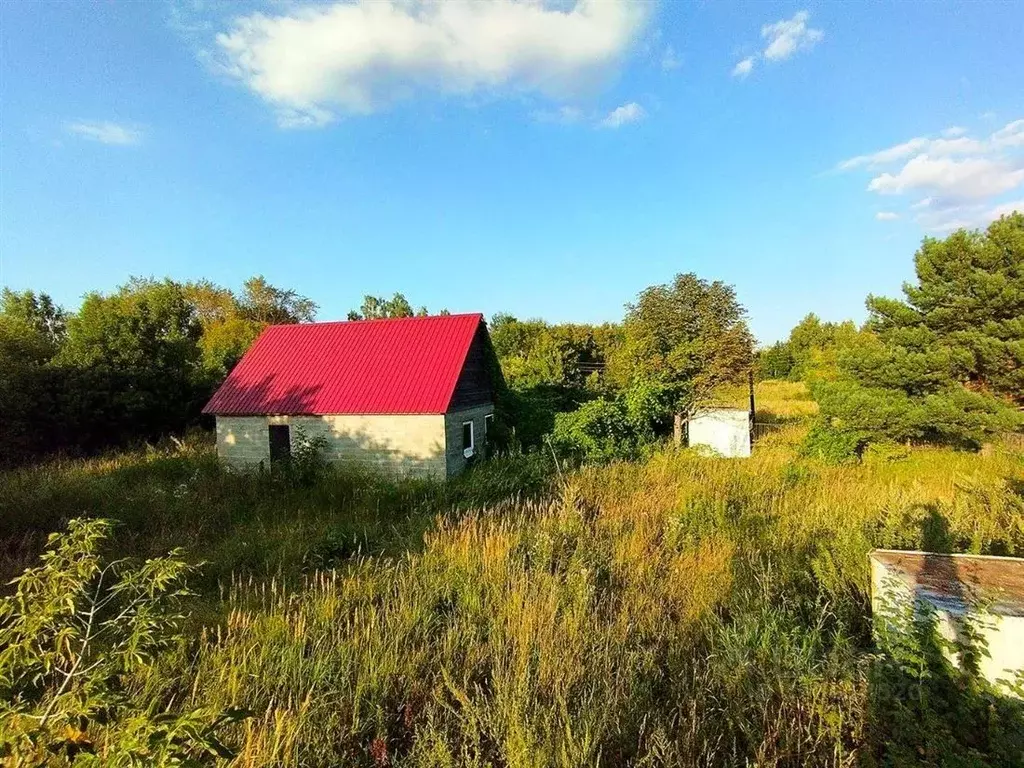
0,439,556,593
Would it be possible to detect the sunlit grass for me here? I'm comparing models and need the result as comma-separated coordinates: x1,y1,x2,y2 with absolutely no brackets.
4,381,1023,765
712,378,819,421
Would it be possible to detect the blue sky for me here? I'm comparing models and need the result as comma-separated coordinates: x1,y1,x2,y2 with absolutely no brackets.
1,1,1021,342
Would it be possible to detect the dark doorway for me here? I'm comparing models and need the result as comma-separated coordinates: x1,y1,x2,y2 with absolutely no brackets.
269,424,291,463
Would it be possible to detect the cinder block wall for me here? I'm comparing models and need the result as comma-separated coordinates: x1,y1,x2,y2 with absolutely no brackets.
215,414,448,479
444,404,495,477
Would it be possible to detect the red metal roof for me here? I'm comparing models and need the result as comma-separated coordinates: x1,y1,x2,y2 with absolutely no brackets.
203,313,484,415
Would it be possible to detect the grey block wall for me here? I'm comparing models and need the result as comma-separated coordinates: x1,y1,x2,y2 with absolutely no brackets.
443,404,495,477
215,414,448,479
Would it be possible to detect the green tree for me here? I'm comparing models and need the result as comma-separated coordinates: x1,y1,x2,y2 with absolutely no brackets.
0,294,68,463
784,313,860,381
1,289,67,351
755,340,795,380
614,273,754,414
808,216,1024,458
58,278,206,444
184,280,268,375
866,213,1024,402
61,278,202,378
346,292,424,320
238,275,317,325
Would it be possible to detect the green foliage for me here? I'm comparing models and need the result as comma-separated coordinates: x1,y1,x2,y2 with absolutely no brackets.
808,217,1024,452
867,591,1024,766
550,383,669,462
799,418,867,464
490,315,618,392
0,518,245,765
755,339,795,380
615,272,753,411
551,398,638,462
347,292,440,320
237,275,317,325
0,275,315,466
756,314,860,383
488,314,622,449
807,377,1020,459
1,288,67,353
867,213,1024,404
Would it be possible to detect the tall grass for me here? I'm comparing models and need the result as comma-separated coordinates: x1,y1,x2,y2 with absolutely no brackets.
3,384,1022,765
132,432,1022,765
0,434,554,586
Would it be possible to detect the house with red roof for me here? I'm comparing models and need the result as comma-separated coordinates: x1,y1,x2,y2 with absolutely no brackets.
202,313,497,478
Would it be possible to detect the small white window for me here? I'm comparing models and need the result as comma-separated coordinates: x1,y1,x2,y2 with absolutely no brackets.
484,413,493,441
462,421,474,458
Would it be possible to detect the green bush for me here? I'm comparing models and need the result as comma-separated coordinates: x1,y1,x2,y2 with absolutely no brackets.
799,419,866,464
0,518,246,765
867,591,1024,766
549,383,671,463
551,398,639,462
812,379,1020,452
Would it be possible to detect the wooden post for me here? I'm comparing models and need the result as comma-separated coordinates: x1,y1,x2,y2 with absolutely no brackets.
748,370,756,423
673,412,684,447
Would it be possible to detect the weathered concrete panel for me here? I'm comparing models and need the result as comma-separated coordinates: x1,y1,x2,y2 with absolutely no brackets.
870,549,1024,695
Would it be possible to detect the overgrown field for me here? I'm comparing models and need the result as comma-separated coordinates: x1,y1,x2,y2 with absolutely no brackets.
2,385,1024,766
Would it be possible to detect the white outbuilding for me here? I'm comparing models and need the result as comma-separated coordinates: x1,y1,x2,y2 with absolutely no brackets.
686,407,752,458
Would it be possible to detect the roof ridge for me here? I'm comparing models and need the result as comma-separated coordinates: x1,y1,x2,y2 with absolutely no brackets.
266,312,483,330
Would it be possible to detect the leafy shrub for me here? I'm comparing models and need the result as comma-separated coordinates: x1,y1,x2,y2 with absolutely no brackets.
799,419,866,464
551,398,637,462
548,382,672,463
0,519,245,765
284,427,330,486
867,590,1024,765
811,380,1021,453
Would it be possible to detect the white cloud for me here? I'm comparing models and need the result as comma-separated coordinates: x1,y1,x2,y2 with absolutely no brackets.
731,10,821,81
837,118,1024,232
600,101,644,128
661,45,682,71
65,120,143,145
761,11,823,61
867,155,1024,199
838,137,930,170
214,0,649,127
732,56,755,78
991,119,1024,149
875,211,899,221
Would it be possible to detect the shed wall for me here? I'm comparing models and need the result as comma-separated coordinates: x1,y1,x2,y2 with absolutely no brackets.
448,325,495,410
444,404,495,477
688,409,751,458
215,414,447,479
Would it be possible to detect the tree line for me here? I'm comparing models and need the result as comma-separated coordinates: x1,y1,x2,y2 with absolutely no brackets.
760,213,1023,460
0,276,316,465
2,213,1021,467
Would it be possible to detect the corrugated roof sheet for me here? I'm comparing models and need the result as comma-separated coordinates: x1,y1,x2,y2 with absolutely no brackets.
202,313,484,415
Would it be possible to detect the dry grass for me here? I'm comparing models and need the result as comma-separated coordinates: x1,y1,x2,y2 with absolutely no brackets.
6,382,1023,766
711,379,819,421
140,428,1024,765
